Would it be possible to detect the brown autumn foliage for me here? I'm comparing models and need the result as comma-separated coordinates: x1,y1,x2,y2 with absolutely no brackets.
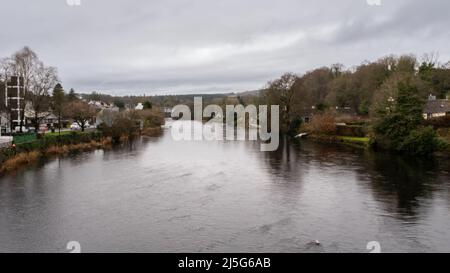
65,100,97,131
0,151,41,173
139,108,165,128
301,112,337,135
1,138,114,175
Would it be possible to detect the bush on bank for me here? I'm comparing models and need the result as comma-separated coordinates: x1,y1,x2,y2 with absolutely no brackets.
0,131,103,165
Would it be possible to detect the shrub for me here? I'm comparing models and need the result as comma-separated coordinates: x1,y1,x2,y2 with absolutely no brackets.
398,126,444,155
139,109,165,127
372,79,445,155
424,115,450,129
301,112,336,135
336,125,366,137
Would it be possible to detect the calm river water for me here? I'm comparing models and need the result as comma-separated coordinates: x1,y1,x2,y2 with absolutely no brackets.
1,121,450,253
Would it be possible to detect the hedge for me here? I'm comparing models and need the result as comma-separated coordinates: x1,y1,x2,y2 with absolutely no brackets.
336,125,366,137
1,131,103,164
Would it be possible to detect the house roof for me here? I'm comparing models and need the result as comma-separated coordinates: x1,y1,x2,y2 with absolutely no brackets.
424,99,450,114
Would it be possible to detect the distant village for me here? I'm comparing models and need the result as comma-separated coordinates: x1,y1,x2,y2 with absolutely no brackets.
0,75,162,136
1,47,450,156
1,74,449,137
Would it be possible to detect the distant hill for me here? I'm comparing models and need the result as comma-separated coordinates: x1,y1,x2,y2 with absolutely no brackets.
79,89,264,108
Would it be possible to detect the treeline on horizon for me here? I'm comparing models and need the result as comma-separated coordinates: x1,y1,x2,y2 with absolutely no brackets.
261,53,449,131
3,46,447,155
81,53,450,112
261,53,450,155
105,52,448,155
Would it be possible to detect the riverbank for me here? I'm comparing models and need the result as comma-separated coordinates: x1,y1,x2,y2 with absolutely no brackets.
0,125,165,176
302,134,370,149
0,131,111,175
302,133,450,157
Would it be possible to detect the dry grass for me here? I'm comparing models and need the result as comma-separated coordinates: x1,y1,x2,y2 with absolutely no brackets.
46,140,110,156
102,137,113,147
0,151,41,173
46,145,70,155
141,127,162,137
1,137,115,175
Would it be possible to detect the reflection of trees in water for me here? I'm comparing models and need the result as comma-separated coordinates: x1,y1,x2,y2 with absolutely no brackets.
260,137,366,185
262,138,450,217
359,151,443,217
262,137,364,173
257,135,308,195
261,135,302,177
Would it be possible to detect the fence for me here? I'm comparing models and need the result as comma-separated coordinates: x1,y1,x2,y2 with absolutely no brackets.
0,136,13,148
13,133,38,145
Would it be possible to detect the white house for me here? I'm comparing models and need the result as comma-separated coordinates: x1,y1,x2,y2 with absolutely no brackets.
135,102,144,110
423,94,450,120
0,112,8,135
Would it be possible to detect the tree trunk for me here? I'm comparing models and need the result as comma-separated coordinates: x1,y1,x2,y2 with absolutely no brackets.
58,112,61,135
34,112,39,133
19,110,24,133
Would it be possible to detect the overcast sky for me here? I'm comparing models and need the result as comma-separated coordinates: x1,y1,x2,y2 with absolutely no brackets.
1,0,450,95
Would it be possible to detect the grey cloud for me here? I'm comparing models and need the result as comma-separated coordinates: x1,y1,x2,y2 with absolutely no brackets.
1,0,450,95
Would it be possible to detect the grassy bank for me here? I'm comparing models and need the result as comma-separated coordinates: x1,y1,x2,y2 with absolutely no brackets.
305,134,371,149
339,136,371,148
0,131,109,175
0,123,164,175
0,151,41,173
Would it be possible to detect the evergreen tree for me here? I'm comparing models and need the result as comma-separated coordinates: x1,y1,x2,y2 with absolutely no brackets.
143,100,153,109
373,79,441,154
52,83,66,134
68,88,77,102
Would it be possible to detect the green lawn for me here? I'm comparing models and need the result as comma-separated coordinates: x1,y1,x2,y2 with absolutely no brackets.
45,131,74,137
13,133,37,144
339,136,370,147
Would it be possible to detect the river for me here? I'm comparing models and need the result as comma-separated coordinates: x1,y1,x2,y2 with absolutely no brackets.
1,121,450,253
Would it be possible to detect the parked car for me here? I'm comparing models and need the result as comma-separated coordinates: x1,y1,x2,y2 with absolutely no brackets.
14,126,30,133
39,124,49,132
70,123,81,130
70,121,91,130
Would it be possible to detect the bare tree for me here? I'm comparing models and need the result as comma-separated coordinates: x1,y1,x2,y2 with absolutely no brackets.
421,52,440,68
65,100,97,132
264,73,298,133
0,57,15,132
28,62,58,132
13,47,39,132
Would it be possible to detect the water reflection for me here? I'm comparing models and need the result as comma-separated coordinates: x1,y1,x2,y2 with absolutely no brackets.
1,123,450,252
263,136,449,217
361,153,442,216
